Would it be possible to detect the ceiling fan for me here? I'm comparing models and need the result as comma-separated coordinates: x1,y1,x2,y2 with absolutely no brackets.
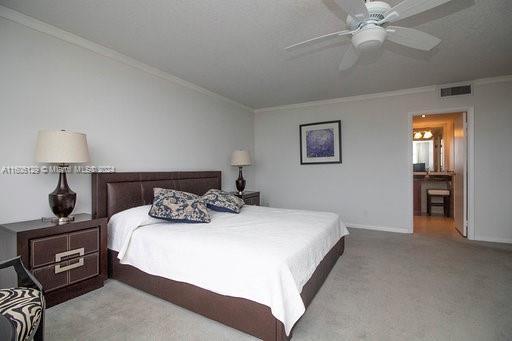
285,0,453,70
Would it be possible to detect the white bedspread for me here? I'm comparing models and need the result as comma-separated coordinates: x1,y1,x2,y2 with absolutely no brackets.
108,205,349,335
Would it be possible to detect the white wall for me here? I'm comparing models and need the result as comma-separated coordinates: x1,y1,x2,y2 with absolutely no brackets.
0,17,254,223
255,79,512,243
1,10,511,244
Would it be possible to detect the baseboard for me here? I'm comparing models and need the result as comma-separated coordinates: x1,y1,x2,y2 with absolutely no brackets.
346,224,512,243
347,223,411,234
473,236,512,244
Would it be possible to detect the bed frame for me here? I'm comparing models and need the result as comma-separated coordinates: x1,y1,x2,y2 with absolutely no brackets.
91,171,345,341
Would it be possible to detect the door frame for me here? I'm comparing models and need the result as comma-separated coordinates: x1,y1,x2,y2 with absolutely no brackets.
407,106,475,239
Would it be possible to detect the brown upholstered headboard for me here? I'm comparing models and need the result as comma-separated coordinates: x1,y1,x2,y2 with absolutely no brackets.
91,171,221,219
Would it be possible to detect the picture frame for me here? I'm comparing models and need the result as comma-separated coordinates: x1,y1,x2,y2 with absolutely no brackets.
299,120,342,165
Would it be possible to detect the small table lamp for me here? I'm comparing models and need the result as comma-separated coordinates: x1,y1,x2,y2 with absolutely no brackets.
35,130,90,223
231,150,251,194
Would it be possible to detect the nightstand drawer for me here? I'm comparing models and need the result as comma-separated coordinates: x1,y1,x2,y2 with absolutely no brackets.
32,261,69,292
30,234,68,268
30,227,100,268
69,228,99,255
232,191,260,206
244,197,260,206
69,253,99,284
32,253,99,292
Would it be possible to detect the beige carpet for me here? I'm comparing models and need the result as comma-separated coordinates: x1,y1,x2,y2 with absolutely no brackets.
46,228,512,340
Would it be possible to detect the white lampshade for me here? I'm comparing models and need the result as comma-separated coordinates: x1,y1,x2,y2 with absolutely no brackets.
231,150,251,166
35,130,90,164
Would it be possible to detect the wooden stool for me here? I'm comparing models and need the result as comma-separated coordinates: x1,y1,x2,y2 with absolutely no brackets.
427,189,451,217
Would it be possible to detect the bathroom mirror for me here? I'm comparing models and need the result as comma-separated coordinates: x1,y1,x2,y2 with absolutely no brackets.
412,127,444,172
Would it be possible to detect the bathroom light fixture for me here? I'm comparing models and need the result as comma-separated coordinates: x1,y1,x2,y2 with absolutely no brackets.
423,131,433,139
413,132,423,139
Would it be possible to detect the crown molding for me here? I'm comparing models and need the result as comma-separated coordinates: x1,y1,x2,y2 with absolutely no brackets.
255,85,437,113
255,74,512,113
473,74,512,85
0,5,253,112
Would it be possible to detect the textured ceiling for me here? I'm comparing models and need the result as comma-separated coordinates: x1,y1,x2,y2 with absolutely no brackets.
1,0,511,108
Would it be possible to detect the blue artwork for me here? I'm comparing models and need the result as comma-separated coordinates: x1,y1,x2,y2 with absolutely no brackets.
306,128,335,157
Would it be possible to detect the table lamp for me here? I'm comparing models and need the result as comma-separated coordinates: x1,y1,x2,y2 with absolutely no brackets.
35,130,90,223
231,150,251,194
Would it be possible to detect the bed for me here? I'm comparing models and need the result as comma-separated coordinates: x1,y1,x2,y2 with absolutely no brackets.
92,171,348,341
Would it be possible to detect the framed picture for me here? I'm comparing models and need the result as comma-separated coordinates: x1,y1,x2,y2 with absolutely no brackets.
299,120,342,165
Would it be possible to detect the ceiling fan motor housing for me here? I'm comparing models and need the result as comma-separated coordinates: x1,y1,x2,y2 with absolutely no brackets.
347,1,391,50
352,25,387,50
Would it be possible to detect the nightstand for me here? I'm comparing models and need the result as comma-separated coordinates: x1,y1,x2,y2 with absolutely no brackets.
232,191,260,206
0,213,107,307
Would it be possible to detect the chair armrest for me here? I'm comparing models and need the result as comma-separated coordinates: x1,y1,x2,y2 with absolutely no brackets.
0,257,42,291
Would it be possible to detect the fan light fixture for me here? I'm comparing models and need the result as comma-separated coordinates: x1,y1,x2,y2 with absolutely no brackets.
285,0,455,71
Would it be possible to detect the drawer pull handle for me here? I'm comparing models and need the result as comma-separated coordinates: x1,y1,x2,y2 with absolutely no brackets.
55,248,84,262
55,258,84,274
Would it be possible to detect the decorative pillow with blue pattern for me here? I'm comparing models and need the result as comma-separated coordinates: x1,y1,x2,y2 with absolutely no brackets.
149,188,211,223
202,189,245,213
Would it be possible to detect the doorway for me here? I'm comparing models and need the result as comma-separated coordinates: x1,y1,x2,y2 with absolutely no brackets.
411,112,468,238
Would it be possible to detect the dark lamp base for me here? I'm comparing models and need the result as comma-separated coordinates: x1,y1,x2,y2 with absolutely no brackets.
49,171,76,220
235,167,246,194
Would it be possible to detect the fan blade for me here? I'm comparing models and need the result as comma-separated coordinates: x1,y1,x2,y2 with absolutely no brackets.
386,26,441,51
285,30,352,50
336,0,369,21
339,45,359,71
385,0,453,23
